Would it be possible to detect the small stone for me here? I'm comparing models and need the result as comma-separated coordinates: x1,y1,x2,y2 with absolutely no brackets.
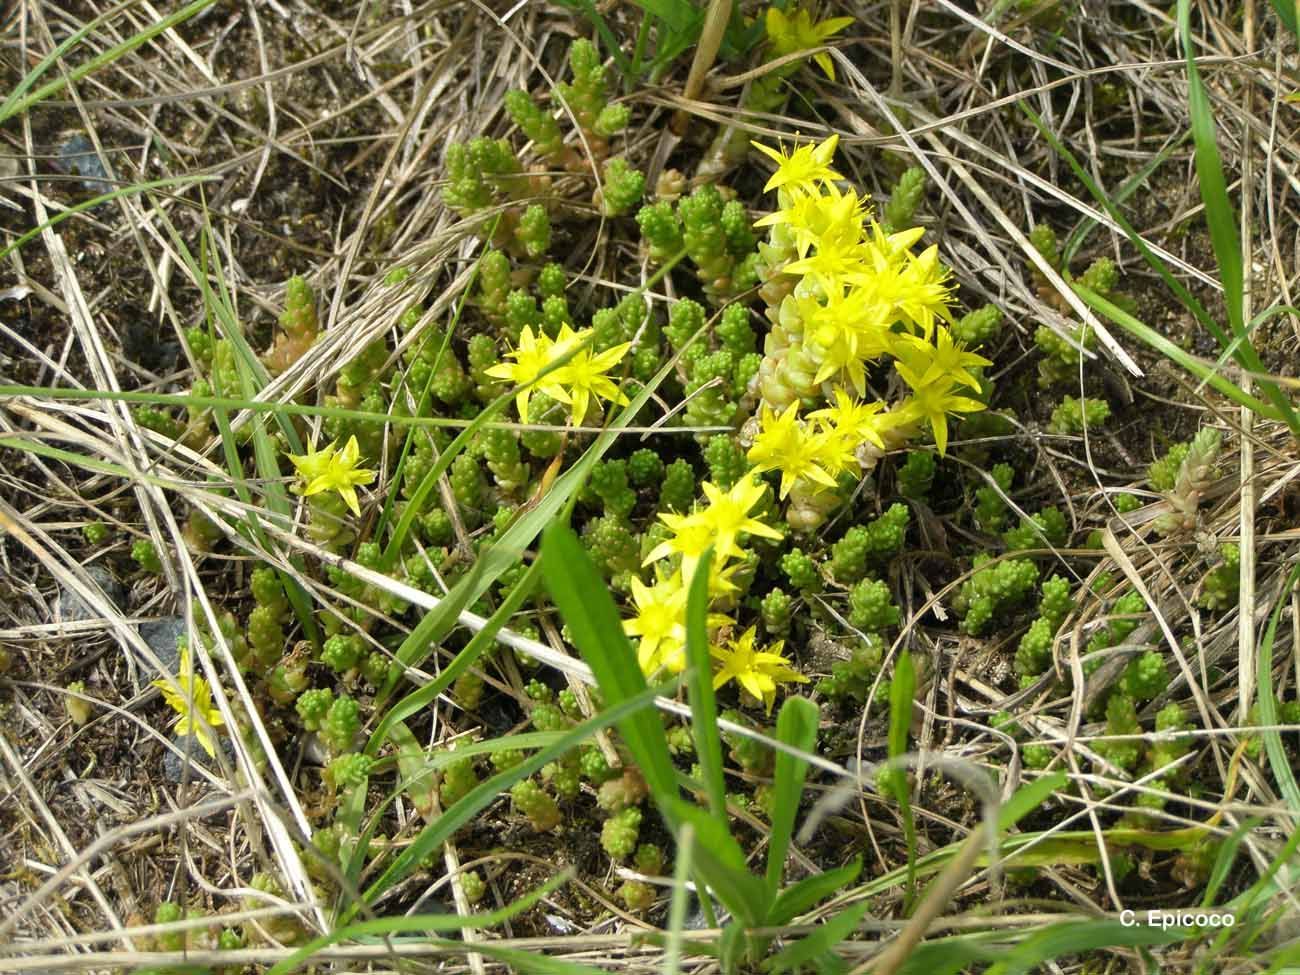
162,733,235,785
684,895,718,930
544,914,577,935
139,615,186,673
54,133,111,192
56,565,125,622
302,732,329,767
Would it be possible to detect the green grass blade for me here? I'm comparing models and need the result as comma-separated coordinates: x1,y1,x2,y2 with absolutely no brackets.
628,0,699,34
768,858,862,925
1177,0,1298,432
1059,134,1187,267
663,822,695,975
662,796,768,926
373,555,487,709
982,920,1188,975
763,899,872,974
0,433,229,495
0,177,216,265
465,943,613,975
1201,818,1260,909
341,731,567,898
190,218,317,644
1073,283,1284,420
0,382,480,432
373,244,491,542
1177,0,1243,338
889,651,918,908
1024,73,1299,432
1019,103,1224,345
684,548,728,819
765,696,819,900
540,522,680,798
888,651,915,761
269,872,571,975
1270,0,1298,35
997,772,1068,831
894,934,1005,975
366,559,539,754
552,0,635,78
1255,564,1300,814
377,309,503,570
0,0,219,124
541,526,776,926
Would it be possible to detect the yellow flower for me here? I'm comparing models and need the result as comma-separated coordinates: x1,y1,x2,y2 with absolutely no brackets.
802,285,894,390
751,135,843,195
644,509,717,582
755,182,868,259
486,324,629,425
698,474,784,559
810,388,896,456
624,571,689,676
552,340,632,424
747,403,839,499
782,236,870,291
863,234,953,339
625,569,735,676
895,378,986,455
288,435,376,517
893,326,991,394
152,647,225,759
711,627,809,714
765,6,856,80
485,325,561,422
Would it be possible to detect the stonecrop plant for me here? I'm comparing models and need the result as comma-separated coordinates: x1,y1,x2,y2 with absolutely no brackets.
677,134,988,531
17,3,1300,973
615,134,994,703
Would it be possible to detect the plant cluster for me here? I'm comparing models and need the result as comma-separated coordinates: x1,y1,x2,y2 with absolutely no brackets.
92,24,1300,968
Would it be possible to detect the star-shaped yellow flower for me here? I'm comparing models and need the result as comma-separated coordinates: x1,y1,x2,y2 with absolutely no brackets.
711,627,809,714
765,6,856,80
484,325,558,422
697,474,784,561
644,509,717,582
755,182,868,259
485,324,629,426
624,571,689,676
746,403,839,499
895,378,986,455
288,434,376,517
552,340,631,425
624,569,735,677
152,647,225,759
894,326,991,394
751,135,843,194
810,388,896,454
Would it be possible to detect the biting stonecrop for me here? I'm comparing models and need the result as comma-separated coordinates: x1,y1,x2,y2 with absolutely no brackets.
628,470,807,713
486,323,631,426
288,434,376,518
153,646,225,760
618,134,1002,712
741,134,994,529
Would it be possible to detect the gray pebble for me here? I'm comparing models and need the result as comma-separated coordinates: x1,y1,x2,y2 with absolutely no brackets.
139,615,186,673
162,732,235,784
56,565,125,622
56,133,111,192
684,895,718,930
